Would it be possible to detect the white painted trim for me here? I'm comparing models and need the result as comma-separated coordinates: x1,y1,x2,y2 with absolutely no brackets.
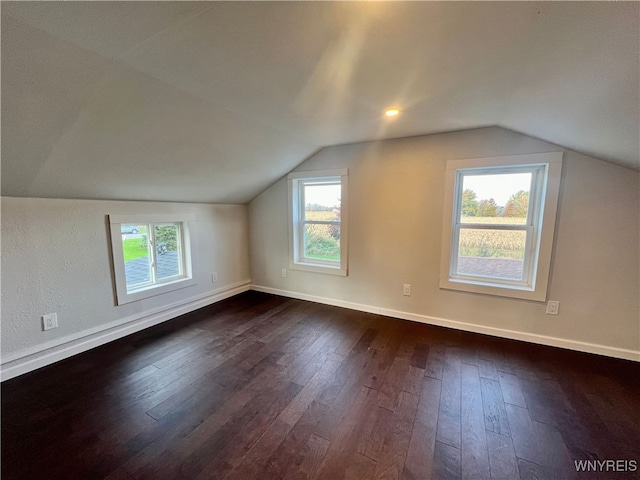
250,285,640,363
0,280,251,381
109,213,196,224
108,214,197,305
440,152,563,301
288,169,349,276
287,168,348,180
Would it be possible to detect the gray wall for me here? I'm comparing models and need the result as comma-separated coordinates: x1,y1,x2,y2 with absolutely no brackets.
1,197,250,371
249,127,640,357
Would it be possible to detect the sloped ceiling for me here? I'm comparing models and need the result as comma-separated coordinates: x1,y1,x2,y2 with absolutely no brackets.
2,2,638,204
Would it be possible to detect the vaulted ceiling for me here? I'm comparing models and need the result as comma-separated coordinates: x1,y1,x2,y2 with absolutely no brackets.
2,2,638,204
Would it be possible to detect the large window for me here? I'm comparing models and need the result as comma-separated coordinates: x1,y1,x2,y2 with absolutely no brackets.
288,169,348,275
109,214,196,305
440,153,562,300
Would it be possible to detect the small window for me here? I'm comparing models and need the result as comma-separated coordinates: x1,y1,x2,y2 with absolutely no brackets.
288,169,348,276
109,214,196,305
440,153,562,301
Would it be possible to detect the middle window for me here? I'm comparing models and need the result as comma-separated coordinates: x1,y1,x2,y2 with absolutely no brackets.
288,169,348,276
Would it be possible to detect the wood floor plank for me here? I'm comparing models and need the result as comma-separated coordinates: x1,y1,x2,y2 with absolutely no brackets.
360,405,393,461
343,453,377,480
486,431,519,480
425,342,446,380
402,365,426,396
373,391,420,479
516,457,552,480
402,376,442,480
104,467,134,480
314,386,379,479
362,332,403,391
533,420,577,480
370,324,394,351
477,357,499,381
189,382,303,480
411,343,430,369
125,362,295,476
586,392,640,459
498,372,527,408
333,322,369,357
151,333,225,370
290,329,345,387
278,352,344,426
259,400,329,480
433,440,462,480
558,373,626,462
124,383,246,478
284,433,330,480
146,385,201,420
480,378,511,437
517,377,560,427
460,363,490,479
223,418,293,480
436,347,462,449
3,292,640,480
314,328,377,407
504,403,544,466
298,373,362,443
377,338,420,410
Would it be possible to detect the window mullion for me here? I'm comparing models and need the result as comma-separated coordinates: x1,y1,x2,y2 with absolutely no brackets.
296,181,304,263
522,228,535,286
458,223,530,231
451,224,461,277
176,223,184,276
301,220,341,226
149,224,158,284
526,166,540,227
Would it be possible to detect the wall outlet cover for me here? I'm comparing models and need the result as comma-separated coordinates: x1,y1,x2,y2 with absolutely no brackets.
42,313,58,330
546,301,560,315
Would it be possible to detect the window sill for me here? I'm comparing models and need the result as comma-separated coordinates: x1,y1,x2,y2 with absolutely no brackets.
117,276,197,305
289,260,347,276
439,277,544,301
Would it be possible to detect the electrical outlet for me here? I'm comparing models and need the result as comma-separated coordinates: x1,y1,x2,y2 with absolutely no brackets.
42,313,58,331
282,268,287,278
403,284,411,296
546,301,560,315
212,272,219,283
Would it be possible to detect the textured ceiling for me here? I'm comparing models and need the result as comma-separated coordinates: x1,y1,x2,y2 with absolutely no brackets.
2,2,638,204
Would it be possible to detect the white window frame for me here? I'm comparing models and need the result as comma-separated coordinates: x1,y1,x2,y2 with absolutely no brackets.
109,214,196,305
440,152,562,301
288,169,349,276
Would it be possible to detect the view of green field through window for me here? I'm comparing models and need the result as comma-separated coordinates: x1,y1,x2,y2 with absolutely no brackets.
303,183,341,261
121,223,182,289
457,173,532,280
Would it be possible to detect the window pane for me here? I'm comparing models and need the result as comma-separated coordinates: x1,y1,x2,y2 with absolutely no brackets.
120,224,146,235
304,223,340,261
460,173,531,225
154,224,182,280
304,184,341,221
457,229,526,280
121,226,152,289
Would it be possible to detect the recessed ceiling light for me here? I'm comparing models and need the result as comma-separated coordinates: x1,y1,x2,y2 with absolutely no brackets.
384,107,400,117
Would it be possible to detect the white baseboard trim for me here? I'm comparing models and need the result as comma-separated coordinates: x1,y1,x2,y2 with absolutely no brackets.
251,284,640,362
1,280,252,381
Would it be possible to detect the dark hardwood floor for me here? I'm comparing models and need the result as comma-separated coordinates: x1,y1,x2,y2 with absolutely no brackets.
2,291,640,479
